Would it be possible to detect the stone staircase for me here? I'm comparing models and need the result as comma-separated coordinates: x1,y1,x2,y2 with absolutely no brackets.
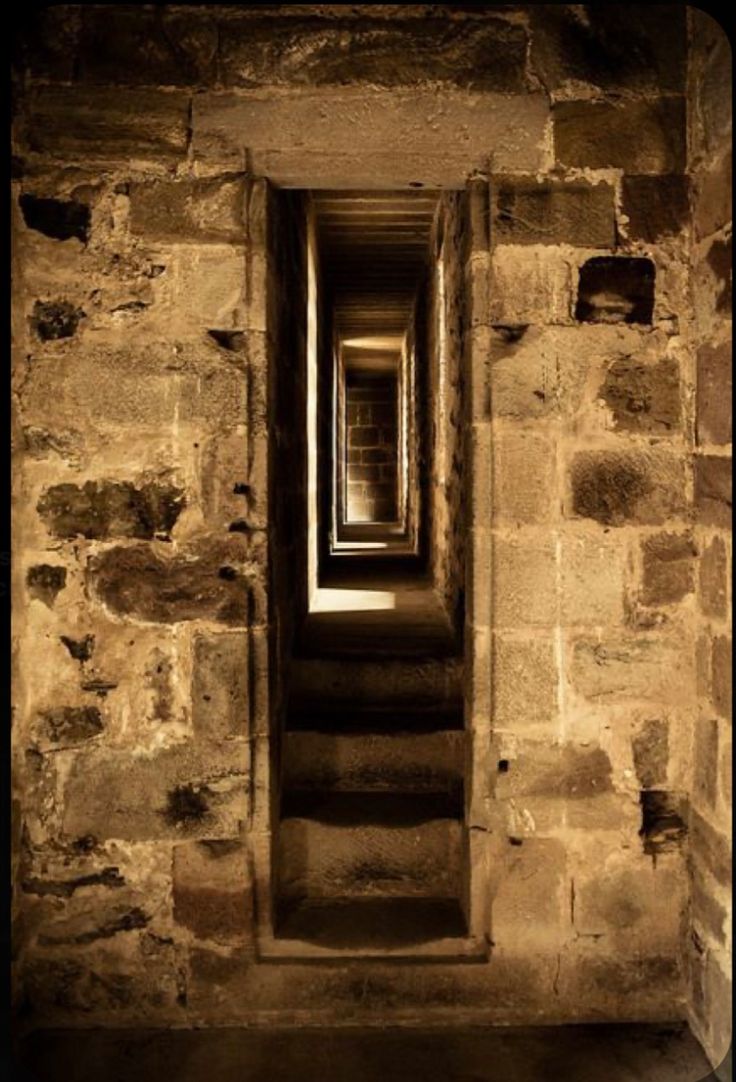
272,590,483,961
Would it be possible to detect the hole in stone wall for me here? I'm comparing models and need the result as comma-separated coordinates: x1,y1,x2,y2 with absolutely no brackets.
639,790,687,855
575,256,655,324
19,193,90,243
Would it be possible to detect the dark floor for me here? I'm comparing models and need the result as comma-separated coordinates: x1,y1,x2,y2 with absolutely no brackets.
15,1023,721,1082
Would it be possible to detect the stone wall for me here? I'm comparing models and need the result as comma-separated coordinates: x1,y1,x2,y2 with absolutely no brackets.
10,2,731,1041
686,8,732,1073
345,373,399,523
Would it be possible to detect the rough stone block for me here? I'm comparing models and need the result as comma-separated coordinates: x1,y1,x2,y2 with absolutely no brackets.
492,429,556,525
490,837,567,948
575,258,655,325
691,809,732,887
641,531,696,607
699,536,728,619
37,706,103,749
129,177,246,244
691,866,728,943
492,634,558,728
621,175,690,243
553,98,686,173
695,717,720,809
37,480,184,541
218,13,528,92
62,743,249,842
23,86,190,162
192,631,249,741
712,636,732,722
694,455,732,528
200,427,267,533
600,356,680,433
569,449,686,526
694,150,732,241
492,178,615,248
26,563,66,607
496,742,613,804
90,534,264,627
491,536,557,628
489,247,573,325
529,5,686,94
173,839,251,942
572,634,692,705
690,9,732,162
560,533,626,626
697,340,732,446
631,718,669,789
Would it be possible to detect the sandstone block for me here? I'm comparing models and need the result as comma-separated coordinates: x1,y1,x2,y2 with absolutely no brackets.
129,177,246,244
489,247,573,325
569,449,686,526
621,175,690,243
173,839,251,942
691,809,732,887
697,340,732,445
490,837,567,949
554,98,686,173
694,717,720,809
62,743,249,842
694,455,732,528
571,634,692,705
491,429,556,525
491,536,557,629
560,533,626,626
600,356,680,433
492,634,558,728
641,531,696,607
712,636,732,722
192,631,249,741
691,866,728,944
694,150,732,241
492,178,614,248
631,718,669,789
699,536,728,619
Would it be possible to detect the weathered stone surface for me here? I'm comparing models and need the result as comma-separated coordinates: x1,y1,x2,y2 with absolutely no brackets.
699,536,728,619
694,717,720,809
620,176,690,243
19,193,90,243
694,455,732,528
631,719,669,789
576,258,655,325
492,179,614,248
62,743,249,842
691,867,727,943
690,8,732,163
192,631,249,741
529,4,686,94
492,634,558,728
173,839,251,942
496,743,613,803
26,564,66,607
641,532,695,607
601,357,680,433
694,150,732,242
491,429,556,525
697,340,732,445
554,98,686,173
705,235,733,316
712,636,732,722
38,706,103,748
691,809,732,887
23,86,190,162
60,633,95,663
490,837,566,948
38,480,185,540
491,536,556,628
218,14,528,92
128,177,246,244
560,534,625,626
31,299,83,341
90,535,262,627
572,635,692,705
569,449,685,526
489,247,573,325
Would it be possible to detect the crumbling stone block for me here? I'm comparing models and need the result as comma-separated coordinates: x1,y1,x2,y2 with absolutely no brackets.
26,563,66,607
62,743,249,842
90,534,262,626
31,299,84,340
554,98,686,173
575,258,655,325
694,455,732,528
621,176,690,243
697,340,732,445
128,177,246,244
492,178,614,248
601,357,680,433
192,631,249,741
641,532,696,607
19,193,90,243
38,705,103,747
173,840,251,942
569,449,685,526
699,536,728,619
631,719,669,789
37,480,185,540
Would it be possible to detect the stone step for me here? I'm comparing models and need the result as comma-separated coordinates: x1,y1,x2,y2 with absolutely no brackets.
278,794,463,902
289,656,463,711
282,730,465,797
